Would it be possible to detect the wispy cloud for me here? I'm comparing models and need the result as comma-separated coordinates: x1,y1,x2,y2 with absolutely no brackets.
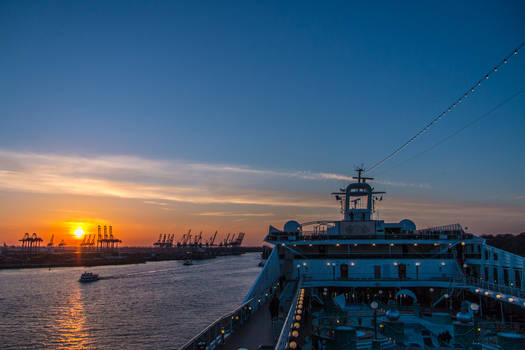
198,212,275,217
0,150,335,208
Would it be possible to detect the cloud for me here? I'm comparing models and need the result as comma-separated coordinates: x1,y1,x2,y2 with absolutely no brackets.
0,149,431,208
198,212,275,217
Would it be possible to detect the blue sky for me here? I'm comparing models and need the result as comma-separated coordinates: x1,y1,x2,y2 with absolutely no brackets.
0,1,524,244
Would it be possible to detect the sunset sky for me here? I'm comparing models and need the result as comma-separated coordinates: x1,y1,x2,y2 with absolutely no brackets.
1,1,524,246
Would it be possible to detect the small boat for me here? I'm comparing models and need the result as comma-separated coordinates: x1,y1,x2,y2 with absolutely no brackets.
183,259,193,266
79,272,99,282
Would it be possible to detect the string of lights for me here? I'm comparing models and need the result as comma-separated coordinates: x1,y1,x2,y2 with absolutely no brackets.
371,86,525,178
366,40,525,173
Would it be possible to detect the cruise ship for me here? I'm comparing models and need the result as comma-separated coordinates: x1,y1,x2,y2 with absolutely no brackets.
181,169,525,349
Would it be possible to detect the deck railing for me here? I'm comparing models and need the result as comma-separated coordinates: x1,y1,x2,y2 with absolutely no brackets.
289,252,456,259
275,279,301,350
301,273,464,283
465,277,525,298
179,289,275,350
267,231,471,242
244,246,281,302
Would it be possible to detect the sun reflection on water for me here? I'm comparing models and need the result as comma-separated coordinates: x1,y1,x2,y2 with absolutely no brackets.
50,286,91,349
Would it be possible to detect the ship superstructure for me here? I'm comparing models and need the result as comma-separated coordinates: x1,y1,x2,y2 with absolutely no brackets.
181,169,525,349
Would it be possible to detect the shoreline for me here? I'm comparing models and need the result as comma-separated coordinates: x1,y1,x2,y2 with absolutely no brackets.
0,246,263,270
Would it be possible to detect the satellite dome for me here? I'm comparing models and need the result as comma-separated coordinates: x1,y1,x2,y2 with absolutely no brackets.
283,221,302,234
400,219,416,232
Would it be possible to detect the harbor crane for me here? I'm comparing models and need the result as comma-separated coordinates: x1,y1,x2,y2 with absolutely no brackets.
47,234,54,247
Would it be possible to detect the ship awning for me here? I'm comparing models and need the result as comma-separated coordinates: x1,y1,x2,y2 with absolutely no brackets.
395,289,418,302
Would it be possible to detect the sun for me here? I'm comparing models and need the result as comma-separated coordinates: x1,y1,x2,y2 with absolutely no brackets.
74,227,85,239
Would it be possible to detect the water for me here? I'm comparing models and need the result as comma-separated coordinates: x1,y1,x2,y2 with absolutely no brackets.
0,253,261,349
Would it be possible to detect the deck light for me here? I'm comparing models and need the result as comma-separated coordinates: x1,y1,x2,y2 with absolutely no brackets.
470,303,479,312
461,242,465,246
429,288,434,292
296,309,302,315
434,243,439,246
370,301,379,309
372,243,376,247
297,264,300,268
235,315,239,320
484,291,490,296
265,293,268,297
354,243,358,246
508,298,514,302
444,294,449,298
295,315,301,321
291,330,299,338
475,289,480,293
302,262,307,266
258,299,261,303
221,328,225,334
413,243,418,246
496,294,502,299
336,243,340,247
390,243,394,246
289,341,297,349
415,262,421,266
393,262,398,266
293,322,300,329
327,262,331,266
441,262,446,266
350,262,355,266
309,244,312,247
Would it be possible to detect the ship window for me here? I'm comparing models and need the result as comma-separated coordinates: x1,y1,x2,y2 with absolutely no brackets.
484,267,489,281
398,264,407,279
503,269,509,286
340,264,349,279
493,267,499,284
484,250,489,260
374,265,381,279
515,270,522,288
494,252,498,261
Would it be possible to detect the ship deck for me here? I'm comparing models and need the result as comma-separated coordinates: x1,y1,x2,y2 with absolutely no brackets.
223,302,275,350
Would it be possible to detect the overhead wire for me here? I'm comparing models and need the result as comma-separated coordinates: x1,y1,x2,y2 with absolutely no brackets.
370,86,525,178
365,40,525,173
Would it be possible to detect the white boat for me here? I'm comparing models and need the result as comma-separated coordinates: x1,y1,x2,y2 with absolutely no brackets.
79,272,99,282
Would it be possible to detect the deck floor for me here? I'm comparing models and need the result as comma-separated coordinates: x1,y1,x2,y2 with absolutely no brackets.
222,303,275,350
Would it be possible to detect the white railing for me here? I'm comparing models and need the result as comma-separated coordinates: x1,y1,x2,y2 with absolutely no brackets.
244,247,281,302
275,280,301,350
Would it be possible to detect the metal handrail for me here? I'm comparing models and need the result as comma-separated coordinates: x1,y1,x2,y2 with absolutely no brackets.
275,279,301,350
179,289,274,350
465,277,525,298
267,231,470,242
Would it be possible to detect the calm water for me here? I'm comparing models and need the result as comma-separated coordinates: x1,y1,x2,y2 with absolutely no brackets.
0,253,261,349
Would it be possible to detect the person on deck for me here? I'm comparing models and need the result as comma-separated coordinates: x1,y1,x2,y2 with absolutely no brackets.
269,294,280,320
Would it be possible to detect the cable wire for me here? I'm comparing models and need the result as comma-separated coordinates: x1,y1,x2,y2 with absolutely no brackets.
371,86,525,177
366,41,525,173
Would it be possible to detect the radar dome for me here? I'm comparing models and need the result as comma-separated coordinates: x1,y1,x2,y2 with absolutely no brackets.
400,219,416,232
283,220,302,234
